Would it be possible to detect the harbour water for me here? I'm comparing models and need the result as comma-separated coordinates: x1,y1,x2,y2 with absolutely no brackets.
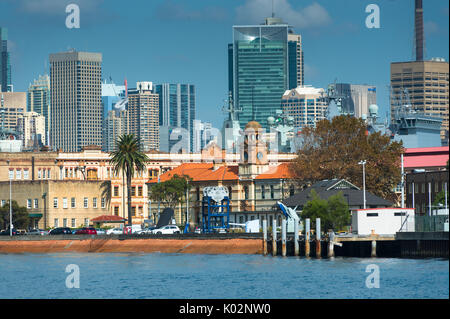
0,253,448,299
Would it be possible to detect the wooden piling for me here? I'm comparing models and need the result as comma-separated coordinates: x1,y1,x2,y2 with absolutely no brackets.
281,219,286,257
371,240,377,257
328,241,334,258
316,218,321,258
262,219,267,256
272,219,277,256
305,218,310,258
294,219,299,256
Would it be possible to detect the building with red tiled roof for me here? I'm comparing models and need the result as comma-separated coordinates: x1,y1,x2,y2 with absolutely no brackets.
147,160,296,228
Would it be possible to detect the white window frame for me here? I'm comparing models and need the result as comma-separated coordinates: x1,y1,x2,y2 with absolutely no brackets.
71,197,76,208
23,169,29,180
54,218,59,228
34,198,39,209
16,169,22,180
63,197,68,209
93,197,97,209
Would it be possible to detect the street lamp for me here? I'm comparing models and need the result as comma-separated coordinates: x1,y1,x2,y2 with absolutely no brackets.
358,160,367,209
6,160,13,236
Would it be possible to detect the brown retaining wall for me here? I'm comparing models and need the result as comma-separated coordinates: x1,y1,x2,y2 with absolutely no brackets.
0,238,263,254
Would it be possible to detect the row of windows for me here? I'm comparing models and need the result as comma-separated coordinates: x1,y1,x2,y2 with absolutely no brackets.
52,197,106,209
113,186,144,197
408,181,448,194
8,168,51,180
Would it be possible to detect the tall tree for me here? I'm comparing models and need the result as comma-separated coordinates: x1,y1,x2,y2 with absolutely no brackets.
110,134,149,226
290,115,404,202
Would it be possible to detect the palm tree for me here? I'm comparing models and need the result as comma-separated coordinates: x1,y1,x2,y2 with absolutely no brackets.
110,134,149,227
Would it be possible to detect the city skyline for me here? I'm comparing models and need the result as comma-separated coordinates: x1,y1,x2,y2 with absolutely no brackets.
0,0,448,129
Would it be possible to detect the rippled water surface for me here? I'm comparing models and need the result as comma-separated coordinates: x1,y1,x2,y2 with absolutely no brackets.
0,253,448,299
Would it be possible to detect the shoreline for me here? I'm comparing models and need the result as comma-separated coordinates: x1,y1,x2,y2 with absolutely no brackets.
0,237,263,254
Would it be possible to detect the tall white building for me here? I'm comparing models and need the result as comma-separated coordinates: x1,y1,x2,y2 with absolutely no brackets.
281,86,328,130
17,111,46,148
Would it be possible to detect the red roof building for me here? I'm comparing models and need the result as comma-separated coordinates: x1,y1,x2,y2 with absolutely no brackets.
403,146,449,172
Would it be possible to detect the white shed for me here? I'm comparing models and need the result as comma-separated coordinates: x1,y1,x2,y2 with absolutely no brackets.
351,208,415,236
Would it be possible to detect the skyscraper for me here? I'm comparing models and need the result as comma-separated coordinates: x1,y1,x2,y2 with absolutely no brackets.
27,74,50,145
0,27,12,92
49,50,102,152
155,83,195,152
228,17,303,131
127,82,159,152
334,83,377,118
390,0,449,143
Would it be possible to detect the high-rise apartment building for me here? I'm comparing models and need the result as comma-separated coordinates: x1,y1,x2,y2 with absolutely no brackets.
281,86,327,129
390,59,449,141
127,83,159,152
49,51,102,152
154,83,195,152
228,17,303,131
0,92,26,130
27,74,50,145
0,27,12,92
334,83,377,118
17,111,46,148
103,109,129,152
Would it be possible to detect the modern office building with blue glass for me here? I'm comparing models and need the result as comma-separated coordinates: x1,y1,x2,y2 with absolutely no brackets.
154,83,195,152
228,17,303,131
0,27,12,92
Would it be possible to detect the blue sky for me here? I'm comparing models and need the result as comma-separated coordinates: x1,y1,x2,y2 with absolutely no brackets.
1,0,448,128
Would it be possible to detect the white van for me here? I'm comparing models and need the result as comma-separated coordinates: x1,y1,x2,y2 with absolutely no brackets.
124,225,142,234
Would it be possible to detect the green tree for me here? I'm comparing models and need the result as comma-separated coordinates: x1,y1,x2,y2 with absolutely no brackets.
433,190,449,208
301,190,350,232
149,174,192,210
290,115,404,203
0,200,30,230
110,134,149,226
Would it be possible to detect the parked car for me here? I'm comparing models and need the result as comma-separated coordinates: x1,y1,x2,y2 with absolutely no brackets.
26,229,47,236
106,227,123,235
75,228,97,235
0,228,20,236
48,227,72,235
137,226,156,235
152,225,181,235
95,229,106,235
194,227,202,234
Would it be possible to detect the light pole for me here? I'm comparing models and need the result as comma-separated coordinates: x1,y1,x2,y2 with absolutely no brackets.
358,160,367,209
6,160,13,236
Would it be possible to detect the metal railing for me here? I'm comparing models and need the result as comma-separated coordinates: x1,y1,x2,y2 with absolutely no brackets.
415,215,449,232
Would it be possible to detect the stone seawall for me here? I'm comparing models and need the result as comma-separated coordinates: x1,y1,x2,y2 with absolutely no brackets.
0,237,263,254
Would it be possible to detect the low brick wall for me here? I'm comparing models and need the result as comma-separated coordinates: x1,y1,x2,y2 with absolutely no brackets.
0,237,263,254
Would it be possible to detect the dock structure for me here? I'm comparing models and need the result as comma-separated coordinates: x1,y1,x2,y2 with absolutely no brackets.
265,232,448,258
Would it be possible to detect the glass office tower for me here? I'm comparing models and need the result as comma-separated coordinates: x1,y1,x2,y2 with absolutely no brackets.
155,83,195,152
229,18,302,131
0,27,12,92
